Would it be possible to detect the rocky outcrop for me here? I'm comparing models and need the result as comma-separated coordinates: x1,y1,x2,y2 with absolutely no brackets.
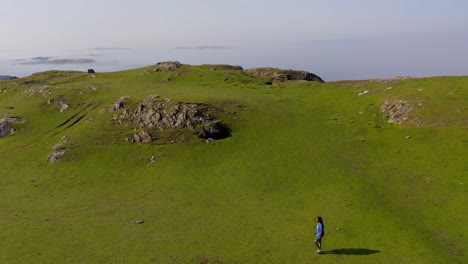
381,100,413,124
103,96,132,112
47,136,69,163
203,64,243,71
0,117,21,138
142,61,182,75
244,67,324,82
115,96,213,130
110,95,231,144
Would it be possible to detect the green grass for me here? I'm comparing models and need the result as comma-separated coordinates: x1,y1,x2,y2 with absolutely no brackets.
0,67,466,263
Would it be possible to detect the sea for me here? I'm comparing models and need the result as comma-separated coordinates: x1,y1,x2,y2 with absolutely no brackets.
1,35,467,81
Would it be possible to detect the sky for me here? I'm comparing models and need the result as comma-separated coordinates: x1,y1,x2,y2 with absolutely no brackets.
1,0,468,80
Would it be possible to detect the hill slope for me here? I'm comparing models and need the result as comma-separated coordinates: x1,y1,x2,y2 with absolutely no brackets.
0,64,466,263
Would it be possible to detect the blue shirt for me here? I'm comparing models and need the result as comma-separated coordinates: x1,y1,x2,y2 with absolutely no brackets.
316,223,323,238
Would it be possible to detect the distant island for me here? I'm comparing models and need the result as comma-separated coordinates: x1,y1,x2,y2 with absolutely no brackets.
0,75,17,81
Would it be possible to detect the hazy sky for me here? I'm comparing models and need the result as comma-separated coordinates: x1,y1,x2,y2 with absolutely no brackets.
1,0,468,80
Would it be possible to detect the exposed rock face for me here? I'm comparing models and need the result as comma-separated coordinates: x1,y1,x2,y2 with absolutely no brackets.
132,131,154,144
0,118,21,138
103,96,133,112
142,61,182,75
115,97,212,130
47,136,69,163
203,64,244,71
110,95,231,144
381,100,413,124
245,67,324,82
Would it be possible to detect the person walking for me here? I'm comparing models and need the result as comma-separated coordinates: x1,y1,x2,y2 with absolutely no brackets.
314,216,325,254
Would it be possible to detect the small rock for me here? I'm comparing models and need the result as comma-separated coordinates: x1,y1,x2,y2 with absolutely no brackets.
135,220,144,224
358,90,368,96
147,155,156,166
160,78,171,82
206,138,214,145
406,136,411,139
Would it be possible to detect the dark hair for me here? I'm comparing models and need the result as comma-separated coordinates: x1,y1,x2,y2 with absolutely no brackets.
317,216,325,236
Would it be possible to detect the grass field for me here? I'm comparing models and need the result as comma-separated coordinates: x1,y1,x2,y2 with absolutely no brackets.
0,65,466,263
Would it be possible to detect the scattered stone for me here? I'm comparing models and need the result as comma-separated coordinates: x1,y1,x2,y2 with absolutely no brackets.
135,220,144,224
60,103,69,112
358,90,369,96
206,138,214,145
381,100,412,124
160,78,171,82
418,88,424,92
147,155,156,166
85,118,95,123
406,136,411,139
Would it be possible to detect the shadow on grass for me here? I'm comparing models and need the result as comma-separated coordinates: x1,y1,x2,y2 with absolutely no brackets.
323,248,380,255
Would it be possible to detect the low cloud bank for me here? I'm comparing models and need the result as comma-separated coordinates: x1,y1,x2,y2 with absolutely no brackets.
20,58,95,65
175,45,230,50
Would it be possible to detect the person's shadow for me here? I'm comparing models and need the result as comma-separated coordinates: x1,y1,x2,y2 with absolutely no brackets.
323,248,380,255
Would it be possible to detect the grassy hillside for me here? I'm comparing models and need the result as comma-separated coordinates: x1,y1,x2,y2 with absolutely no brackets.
0,65,466,263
